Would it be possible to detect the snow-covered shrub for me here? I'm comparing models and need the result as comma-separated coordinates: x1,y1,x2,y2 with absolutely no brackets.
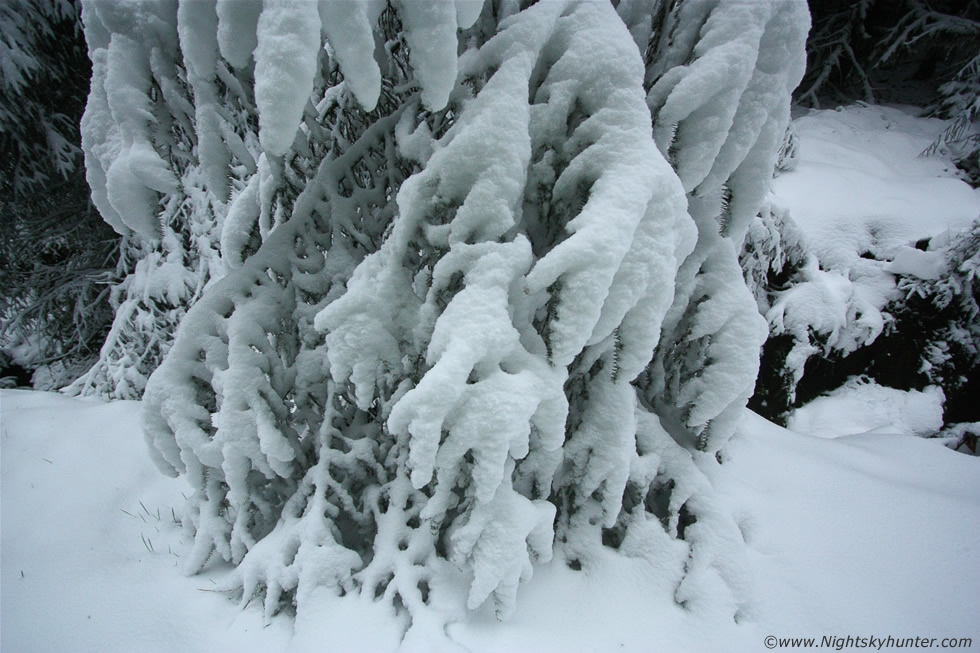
740,204,906,422
775,123,800,174
0,187,119,390
890,219,980,423
740,203,808,319
103,0,813,634
783,216,980,436
766,257,891,388
745,209,980,430
938,422,980,456
738,204,809,420
925,52,979,185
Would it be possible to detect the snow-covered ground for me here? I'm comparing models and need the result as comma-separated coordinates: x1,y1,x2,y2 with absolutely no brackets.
773,104,979,266
3,390,978,651
787,377,946,439
3,106,980,651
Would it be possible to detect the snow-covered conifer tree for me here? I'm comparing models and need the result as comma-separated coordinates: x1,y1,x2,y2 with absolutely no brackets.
79,0,809,635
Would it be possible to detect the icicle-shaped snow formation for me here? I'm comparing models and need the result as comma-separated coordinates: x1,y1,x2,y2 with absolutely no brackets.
177,0,228,201
246,0,479,151
642,0,809,453
253,0,321,156
80,0,483,243
82,0,481,237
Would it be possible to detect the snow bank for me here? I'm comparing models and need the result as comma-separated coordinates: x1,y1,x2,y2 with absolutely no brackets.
788,378,945,439
772,105,980,269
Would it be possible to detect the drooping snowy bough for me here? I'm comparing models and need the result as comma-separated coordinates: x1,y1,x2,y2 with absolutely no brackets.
639,0,810,453
73,0,335,397
78,0,808,632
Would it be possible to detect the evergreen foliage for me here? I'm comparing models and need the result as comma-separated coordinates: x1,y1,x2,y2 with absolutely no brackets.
0,0,120,388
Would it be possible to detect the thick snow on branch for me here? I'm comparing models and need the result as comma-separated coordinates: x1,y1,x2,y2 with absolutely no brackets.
316,0,697,617
649,0,809,243
81,0,180,239
392,1,460,112
177,0,229,200
645,0,808,452
215,0,260,70
317,0,384,111
519,1,695,379
254,0,321,156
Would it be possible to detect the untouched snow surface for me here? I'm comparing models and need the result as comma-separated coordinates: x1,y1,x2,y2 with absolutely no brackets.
3,390,978,651
772,104,980,268
788,378,946,439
